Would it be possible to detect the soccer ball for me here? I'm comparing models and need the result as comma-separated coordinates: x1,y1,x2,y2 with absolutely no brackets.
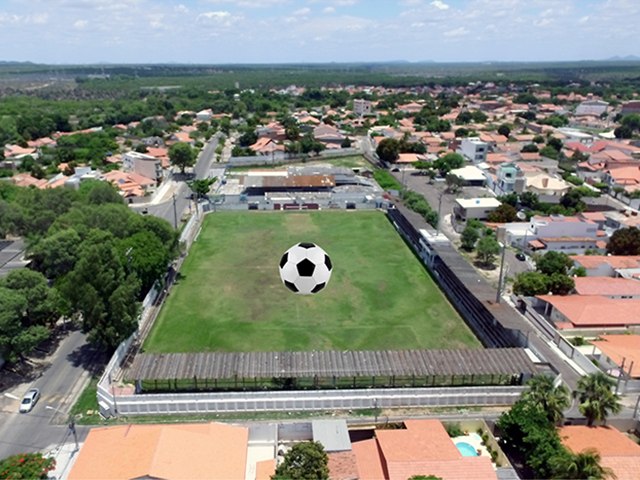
279,243,332,294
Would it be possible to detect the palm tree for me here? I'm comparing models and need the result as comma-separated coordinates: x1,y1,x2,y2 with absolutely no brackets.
549,449,615,479
576,372,622,426
522,375,570,424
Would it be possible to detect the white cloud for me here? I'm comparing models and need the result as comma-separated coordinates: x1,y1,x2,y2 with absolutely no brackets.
293,7,311,16
431,0,449,10
443,26,468,37
578,15,589,24
323,6,335,13
174,4,188,14
148,13,164,29
205,0,288,7
73,19,88,29
534,18,552,27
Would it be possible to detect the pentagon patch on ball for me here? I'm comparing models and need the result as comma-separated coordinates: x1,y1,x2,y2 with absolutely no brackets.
279,243,332,294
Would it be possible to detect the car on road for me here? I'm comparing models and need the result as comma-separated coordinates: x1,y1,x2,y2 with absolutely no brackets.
19,388,40,413
515,252,526,261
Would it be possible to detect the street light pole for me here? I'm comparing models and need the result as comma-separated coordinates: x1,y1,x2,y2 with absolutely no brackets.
495,241,507,304
172,193,178,229
436,192,444,236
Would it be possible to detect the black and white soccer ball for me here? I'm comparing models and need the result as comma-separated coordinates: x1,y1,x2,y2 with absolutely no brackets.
279,242,332,295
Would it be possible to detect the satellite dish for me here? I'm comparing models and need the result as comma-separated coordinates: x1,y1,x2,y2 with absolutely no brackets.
516,211,527,220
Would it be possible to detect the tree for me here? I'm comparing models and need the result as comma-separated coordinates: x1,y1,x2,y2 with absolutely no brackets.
536,251,574,276
487,203,518,223
0,452,56,479
188,178,216,199
549,449,613,480
445,173,463,193
60,230,140,349
119,231,169,295
513,271,549,296
576,372,622,426
607,227,640,255
521,143,539,153
522,375,570,425
560,189,586,212
476,236,500,267
376,138,400,162
547,273,575,295
539,145,559,160
433,153,464,175
460,225,479,251
2,269,62,326
497,124,511,138
0,287,49,363
169,142,196,174
272,441,329,480
519,191,540,210
29,228,82,279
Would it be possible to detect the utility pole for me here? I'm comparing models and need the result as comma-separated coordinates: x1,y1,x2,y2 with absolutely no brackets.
172,193,178,229
436,192,445,236
495,240,507,304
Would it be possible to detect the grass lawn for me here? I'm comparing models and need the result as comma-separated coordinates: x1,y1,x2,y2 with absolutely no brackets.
144,211,480,352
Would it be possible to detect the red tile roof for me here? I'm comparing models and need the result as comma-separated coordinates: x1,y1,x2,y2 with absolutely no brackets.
591,335,640,377
559,425,640,457
574,277,640,296
537,295,640,327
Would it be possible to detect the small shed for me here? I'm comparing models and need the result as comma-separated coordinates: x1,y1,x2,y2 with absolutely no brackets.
312,420,352,452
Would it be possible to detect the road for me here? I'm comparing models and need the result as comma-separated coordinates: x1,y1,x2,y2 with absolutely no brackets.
130,135,222,226
0,329,96,460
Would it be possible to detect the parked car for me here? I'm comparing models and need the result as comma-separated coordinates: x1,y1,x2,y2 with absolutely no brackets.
19,388,40,413
515,252,526,261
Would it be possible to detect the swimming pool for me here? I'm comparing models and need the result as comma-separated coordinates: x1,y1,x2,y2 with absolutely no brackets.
456,441,479,457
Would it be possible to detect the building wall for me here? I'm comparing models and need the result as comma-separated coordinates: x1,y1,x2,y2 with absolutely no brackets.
454,204,499,221
458,138,488,164
540,240,601,254
353,99,372,116
531,218,597,239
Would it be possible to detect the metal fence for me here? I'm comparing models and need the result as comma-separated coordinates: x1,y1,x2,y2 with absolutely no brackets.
103,385,526,416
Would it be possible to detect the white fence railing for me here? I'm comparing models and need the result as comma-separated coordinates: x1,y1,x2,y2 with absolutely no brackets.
100,385,526,417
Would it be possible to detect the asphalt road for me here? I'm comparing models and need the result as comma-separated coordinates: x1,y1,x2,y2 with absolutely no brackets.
0,329,95,460
130,135,221,226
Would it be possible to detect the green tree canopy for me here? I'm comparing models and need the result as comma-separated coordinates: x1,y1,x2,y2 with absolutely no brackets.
536,251,574,276
0,452,56,479
272,441,329,480
376,138,400,163
487,203,518,223
522,375,570,425
476,236,500,267
576,372,622,426
169,142,196,174
513,271,549,296
547,272,575,295
606,227,640,255
0,287,49,363
460,225,479,251
497,124,511,138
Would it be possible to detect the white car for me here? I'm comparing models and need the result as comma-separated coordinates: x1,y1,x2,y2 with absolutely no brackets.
19,388,40,413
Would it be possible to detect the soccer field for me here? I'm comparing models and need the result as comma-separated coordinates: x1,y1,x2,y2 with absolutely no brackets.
144,211,480,353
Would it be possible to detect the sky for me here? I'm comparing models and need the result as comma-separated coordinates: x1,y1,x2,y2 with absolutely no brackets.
0,0,638,64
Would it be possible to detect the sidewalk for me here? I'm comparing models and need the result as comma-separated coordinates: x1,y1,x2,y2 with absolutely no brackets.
46,441,82,480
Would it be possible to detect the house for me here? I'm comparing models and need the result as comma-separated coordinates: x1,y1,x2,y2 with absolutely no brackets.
196,109,213,122
573,277,640,298
122,151,163,182
574,99,609,117
620,100,640,116
526,214,603,254
449,165,486,186
453,198,502,221
591,334,640,378
352,419,497,480
458,137,488,163
603,165,640,194
397,102,423,114
249,137,285,157
493,162,525,194
313,123,346,147
572,255,640,277
536,294,640,329
559,426,640,480
353,99,373,116
68,423,249,480
525,173,570,196
102,170,157,198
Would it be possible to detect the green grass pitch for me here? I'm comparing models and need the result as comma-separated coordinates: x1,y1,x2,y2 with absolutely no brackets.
144,211,480,352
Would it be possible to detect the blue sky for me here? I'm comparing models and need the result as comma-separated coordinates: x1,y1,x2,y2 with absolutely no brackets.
0,0,638,64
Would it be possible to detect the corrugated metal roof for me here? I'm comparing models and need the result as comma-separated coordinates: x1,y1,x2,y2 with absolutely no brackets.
312,420,351,452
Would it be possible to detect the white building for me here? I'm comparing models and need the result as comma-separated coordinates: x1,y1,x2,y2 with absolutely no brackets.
353,99,373,116
526,214,604,254
449,165,487,186
122,151,163,182
458,137,488,164
196,109,213,122
453,198,501,221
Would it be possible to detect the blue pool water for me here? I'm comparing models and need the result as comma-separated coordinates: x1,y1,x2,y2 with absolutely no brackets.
456,441,479,457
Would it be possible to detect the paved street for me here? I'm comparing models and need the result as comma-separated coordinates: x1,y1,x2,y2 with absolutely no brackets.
130,134,222,226
0,329,96,460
